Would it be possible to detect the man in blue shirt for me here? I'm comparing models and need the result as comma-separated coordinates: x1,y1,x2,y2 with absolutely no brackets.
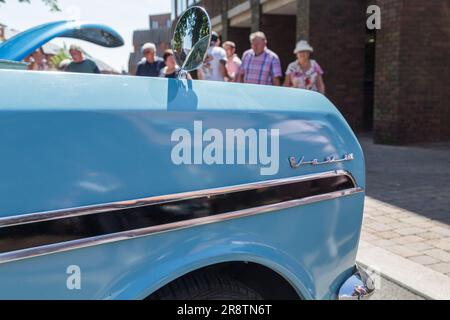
135,43,165,77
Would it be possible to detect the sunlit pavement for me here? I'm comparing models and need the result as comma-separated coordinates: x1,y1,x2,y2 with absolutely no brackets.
371,276,424,300
357,135,450,299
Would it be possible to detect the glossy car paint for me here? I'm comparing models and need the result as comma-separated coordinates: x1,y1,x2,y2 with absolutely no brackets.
0,70,365,299
0,21,124,62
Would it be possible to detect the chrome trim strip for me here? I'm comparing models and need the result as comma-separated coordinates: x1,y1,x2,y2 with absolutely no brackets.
0,170,358,228
0,170,364,265
0,188,363,265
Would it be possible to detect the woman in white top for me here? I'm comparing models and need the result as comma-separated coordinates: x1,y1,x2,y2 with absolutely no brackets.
197,32,229,82
284,41,326,95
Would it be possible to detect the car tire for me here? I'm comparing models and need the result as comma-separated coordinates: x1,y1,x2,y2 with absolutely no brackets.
149,272,263,300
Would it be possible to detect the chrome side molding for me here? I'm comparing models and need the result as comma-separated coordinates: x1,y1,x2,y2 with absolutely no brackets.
0,170,359,228
0,170,364,265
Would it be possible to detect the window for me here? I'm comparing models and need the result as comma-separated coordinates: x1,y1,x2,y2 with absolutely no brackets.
171,0,176,20
172,0,197,18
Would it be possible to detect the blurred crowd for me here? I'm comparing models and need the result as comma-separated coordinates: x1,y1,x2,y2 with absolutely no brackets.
136,31,325,94
23,44,100,73
23,30,325,94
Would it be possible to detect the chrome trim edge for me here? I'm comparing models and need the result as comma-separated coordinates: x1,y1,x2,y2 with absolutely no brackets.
0,186,364,265
338,265,376,300
0,170,359,228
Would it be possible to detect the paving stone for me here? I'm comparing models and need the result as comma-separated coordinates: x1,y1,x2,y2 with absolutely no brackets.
431,239,450,251
419,232,442,240
371,239,396,248
364,210,386,217
394,227,427,236
391,235,424,245
377,231,401,240
360,232,378,242
365,222,394,232
425,249,450,263
408,255,440,265
388,222,413,230
375,207,401,214
404,242,435,252
374,216,401,225
401,216,430,225
387,245,421,258
389,213,414,220
359,136,450,276
429,227,450,238
363,217,377,225
428,263,450,274
401,219,436,229
431,221,450,229
377,208,409,216
408,223,438,232
362,224,376,231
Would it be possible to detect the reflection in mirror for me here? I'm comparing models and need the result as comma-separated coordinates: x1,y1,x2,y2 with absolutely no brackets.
172,6,211,72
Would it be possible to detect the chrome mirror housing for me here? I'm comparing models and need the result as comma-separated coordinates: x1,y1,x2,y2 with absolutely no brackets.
171,6,211,73
339,265,376,300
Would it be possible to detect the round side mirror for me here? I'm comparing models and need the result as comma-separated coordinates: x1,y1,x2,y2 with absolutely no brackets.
172,6,211,72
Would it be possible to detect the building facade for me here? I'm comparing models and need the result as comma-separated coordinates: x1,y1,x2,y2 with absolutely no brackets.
172,0,450,145
128,13,172,75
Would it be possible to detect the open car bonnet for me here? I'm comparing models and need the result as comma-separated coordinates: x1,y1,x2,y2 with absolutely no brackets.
0,20,124,61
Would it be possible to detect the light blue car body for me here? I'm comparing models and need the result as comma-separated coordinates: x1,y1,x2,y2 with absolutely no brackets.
0,70,365,300
0,21,366,300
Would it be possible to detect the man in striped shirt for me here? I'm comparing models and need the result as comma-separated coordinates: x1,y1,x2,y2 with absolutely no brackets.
238,31,282,86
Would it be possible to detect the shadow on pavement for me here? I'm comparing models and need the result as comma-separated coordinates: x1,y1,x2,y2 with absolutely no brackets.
359,134,450,226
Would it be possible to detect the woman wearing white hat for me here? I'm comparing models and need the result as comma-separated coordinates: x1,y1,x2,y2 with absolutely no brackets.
284,40,325,94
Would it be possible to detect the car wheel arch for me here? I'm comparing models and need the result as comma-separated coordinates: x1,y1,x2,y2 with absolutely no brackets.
107,251,315,300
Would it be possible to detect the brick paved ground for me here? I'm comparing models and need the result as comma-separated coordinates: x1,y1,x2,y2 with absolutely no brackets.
359,135,450,277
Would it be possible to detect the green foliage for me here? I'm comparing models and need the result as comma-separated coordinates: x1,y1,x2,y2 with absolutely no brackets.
49,49,70,68
0,0,61,11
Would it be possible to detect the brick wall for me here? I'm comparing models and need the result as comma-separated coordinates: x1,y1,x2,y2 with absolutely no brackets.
373,0,403,143
200,0,248,17
398,0,450,143
149,14,171,29
226,27,251,57
309,0,367,132
260,14,297,74
374,0,450,144
296,0,309,41
198,0,251,56
199,0,224,18
196,0,450,144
